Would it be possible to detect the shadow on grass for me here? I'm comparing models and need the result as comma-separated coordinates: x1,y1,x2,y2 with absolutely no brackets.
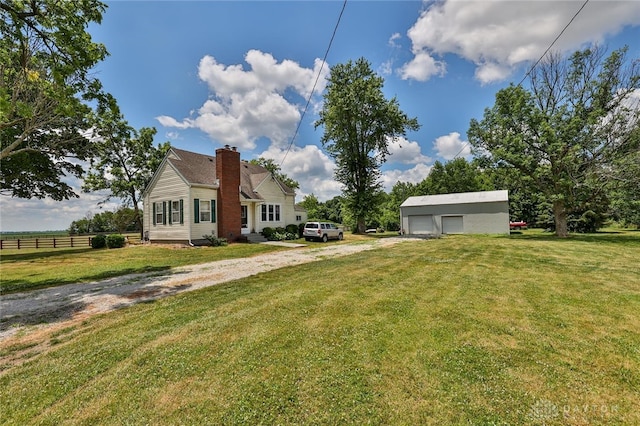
0,300,88,332
1,270,192,332
0,266,173,295
510,230,640,245
0,247,96,263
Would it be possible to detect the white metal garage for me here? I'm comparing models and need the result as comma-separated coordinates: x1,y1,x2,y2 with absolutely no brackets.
399,190,509,236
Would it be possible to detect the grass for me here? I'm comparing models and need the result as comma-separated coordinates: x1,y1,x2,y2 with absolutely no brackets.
1,232,639,424
0,233,376,294
0,243,287,294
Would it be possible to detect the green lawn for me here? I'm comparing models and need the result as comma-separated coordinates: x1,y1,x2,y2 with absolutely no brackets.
1,232,639,425
0,243,288,294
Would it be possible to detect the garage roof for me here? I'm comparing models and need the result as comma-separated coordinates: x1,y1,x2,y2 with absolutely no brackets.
400,190,508,207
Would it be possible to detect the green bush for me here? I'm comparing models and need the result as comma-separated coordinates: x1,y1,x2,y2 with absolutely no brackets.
106,234,126,249
202,234,228,247
91,234,106,249
285,224,299,237
261,227,275,239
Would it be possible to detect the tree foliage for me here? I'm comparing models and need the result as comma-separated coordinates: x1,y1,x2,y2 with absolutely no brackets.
248,157,299,190
0,0,109,200
82,100,170,236
468,45,640,236
315,58,419,233
68,207,141,235
416,158,492,195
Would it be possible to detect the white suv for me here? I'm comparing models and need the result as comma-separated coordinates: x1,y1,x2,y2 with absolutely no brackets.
303,222,344,242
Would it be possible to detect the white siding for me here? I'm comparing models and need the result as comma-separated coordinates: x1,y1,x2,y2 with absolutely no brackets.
144,163,190,241
190,187,218,240
254,176,289,232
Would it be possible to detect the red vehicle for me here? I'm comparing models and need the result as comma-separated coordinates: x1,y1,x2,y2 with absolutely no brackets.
509,221,527,230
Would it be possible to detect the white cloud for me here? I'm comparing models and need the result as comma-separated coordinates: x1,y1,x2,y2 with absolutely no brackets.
402,0,640,84
433,132,471,160
381,163,432,192
1,185,121,232
387,136,432,165
158,50,329,150
388,32,402,48
400,51,446,81
258,145,341,202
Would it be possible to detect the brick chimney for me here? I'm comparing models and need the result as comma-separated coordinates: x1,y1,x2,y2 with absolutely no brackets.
215,145,241,241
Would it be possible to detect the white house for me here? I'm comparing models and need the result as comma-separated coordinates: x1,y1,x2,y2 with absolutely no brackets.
142,146,306,244
399,190,509,236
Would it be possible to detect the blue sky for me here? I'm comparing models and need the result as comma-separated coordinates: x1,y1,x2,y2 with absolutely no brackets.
2,0,640,231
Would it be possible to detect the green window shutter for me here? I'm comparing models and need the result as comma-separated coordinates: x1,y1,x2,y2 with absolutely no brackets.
180,199,184,224
211,199,216,223
162,201,167,225
152,203,156,226
168,200,173,225
194,199,200,223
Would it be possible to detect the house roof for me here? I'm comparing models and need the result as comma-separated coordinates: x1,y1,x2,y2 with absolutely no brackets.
169,148,218,186
168,147,295,198
400,190,509,208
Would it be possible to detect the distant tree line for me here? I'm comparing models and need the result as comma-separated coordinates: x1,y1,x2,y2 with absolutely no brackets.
68,207,141,235
301,156,639,233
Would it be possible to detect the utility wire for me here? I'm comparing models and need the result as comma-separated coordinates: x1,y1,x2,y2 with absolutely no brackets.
279,0,347,168
517,0,589,87
454,0,590,160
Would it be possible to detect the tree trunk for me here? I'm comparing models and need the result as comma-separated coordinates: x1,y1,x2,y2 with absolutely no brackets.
132,203,144,241
356,217,366,234
553,200,568,238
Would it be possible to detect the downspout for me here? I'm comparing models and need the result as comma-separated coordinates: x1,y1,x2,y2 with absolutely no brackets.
188,190,194,246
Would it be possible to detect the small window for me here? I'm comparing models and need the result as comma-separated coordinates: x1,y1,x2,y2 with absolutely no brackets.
155,202,164,225
200,200,211,222
296,215,302,221
171,200,181,224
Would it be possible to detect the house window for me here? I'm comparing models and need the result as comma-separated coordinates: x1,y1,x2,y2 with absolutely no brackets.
154,201,164,225
200,200,211,222
170,200,183,224
261,203,281,222
296,215,302,221
194,199,216,223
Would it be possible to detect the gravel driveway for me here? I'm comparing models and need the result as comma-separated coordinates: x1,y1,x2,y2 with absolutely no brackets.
1,238,409,342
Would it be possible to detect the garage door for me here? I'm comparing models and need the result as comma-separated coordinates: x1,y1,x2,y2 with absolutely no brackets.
408,215,433,234
442,216,464,234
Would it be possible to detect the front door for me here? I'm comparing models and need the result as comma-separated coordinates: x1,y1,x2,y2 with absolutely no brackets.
241,205,249,234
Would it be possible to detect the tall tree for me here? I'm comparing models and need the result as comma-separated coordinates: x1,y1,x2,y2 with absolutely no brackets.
606,125,640,227
1,0,109,200
83,100,170,237
315,58,420,233
416,158,491,195
377,181,417,232
248,157,299,190
468,46,640,237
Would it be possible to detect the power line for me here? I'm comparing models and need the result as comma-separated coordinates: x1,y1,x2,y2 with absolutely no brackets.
517,0,589,87
279,0,347,168
454,0,590,160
